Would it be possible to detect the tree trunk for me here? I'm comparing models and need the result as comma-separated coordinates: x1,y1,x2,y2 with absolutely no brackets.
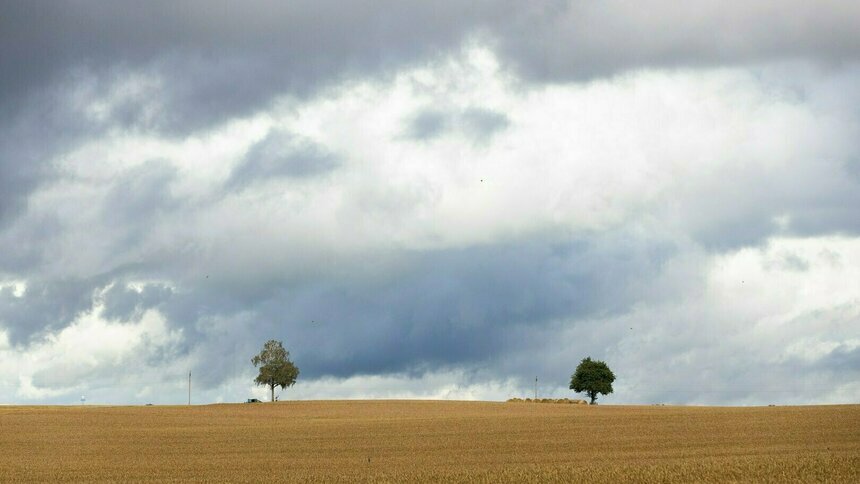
589,392,597,405
270,383,275,402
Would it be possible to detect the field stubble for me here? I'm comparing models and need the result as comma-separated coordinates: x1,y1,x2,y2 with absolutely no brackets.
0,400,857,482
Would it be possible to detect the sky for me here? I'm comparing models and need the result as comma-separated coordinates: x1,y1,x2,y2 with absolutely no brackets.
1,1,859,405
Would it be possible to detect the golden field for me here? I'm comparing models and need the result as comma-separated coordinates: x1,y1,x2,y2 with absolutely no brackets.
0,400,857,483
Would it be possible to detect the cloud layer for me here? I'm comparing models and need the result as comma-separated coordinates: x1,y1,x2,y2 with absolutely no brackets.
1,3,858,405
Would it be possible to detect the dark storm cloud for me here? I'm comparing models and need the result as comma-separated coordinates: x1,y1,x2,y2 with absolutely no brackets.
0,279,97,345
689,173,860,251
0,0,499,133
0,270,177,345
0,86,107,228
5,1,857,133
109,232,571,389
162,233,675,386
0,141,44,227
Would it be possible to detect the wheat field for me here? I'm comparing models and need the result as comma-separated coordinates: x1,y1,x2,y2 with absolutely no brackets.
0,400,857,482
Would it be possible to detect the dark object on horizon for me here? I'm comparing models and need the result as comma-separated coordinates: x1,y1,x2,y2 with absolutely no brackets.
570,356,616,405
251,339,299,402
246,398,262,403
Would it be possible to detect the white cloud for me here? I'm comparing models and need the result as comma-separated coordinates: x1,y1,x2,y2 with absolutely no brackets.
219,370,523,403
0,302,183,402
29,47,859,275
597,236,860,405
0,279,27,298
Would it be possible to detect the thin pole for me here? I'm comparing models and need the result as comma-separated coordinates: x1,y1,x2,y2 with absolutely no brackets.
534,376,538,400
188,372,191,405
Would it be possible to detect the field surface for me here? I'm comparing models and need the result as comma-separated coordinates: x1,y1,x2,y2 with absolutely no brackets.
0,400,857,483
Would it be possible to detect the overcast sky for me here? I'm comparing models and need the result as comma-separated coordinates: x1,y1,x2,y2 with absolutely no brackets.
1,1,859,405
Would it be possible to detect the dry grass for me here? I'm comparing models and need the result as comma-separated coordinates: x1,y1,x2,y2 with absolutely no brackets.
507,397,587,404
0,401,857,482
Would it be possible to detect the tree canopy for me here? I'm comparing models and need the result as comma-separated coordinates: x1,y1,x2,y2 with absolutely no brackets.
251,340,299,402
569,357,615,404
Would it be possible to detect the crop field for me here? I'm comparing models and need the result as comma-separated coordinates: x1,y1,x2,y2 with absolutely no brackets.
0,401,857,483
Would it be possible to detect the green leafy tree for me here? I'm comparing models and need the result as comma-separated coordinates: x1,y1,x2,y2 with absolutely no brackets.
251,340,299,402
569,357,615,404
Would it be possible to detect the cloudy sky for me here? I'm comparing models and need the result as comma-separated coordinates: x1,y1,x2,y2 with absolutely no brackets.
1,1,859,405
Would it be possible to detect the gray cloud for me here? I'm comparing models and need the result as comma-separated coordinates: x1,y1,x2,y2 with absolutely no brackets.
6,1,856,135
460,108,509,141
404,107,509,142
242,234,670,379
104,160,179,222
676,152,860,251
405,111,450,141
0,87,106,228
13,231,669,390
101,282,174,322
0,148,43,227
0,1,497,133
814,344,860,374
490,0,860,82
0,279,98,344
228,131,340,189
0,1,494,231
